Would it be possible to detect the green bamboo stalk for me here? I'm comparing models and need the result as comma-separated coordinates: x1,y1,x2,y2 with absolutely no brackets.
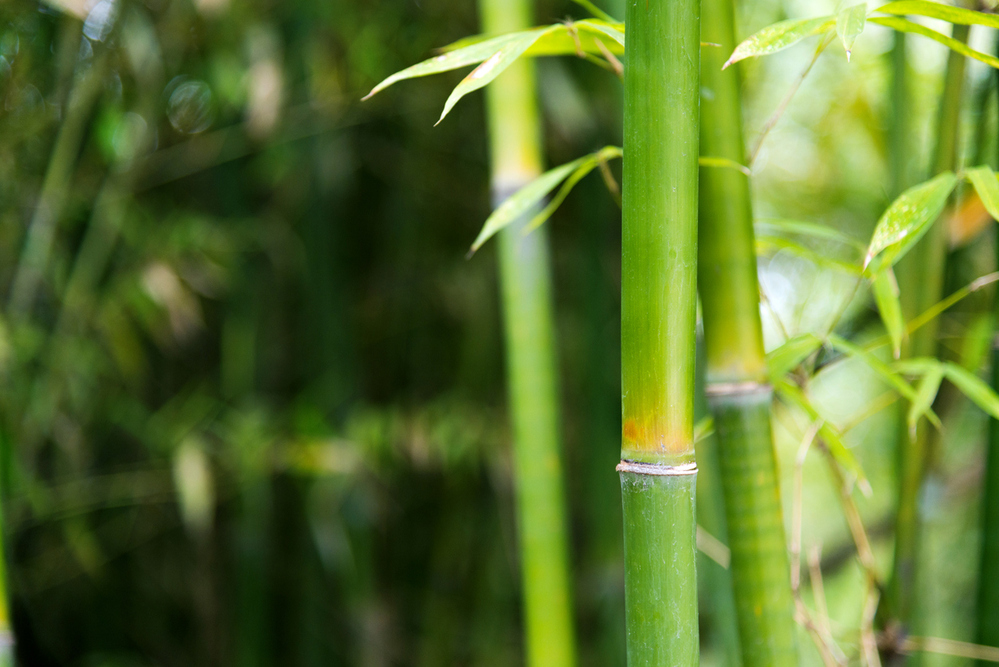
697,1,797,665
619,0,700,663
976,35,999,665
8,54,107,318
886,22,969,642
477,2,576,666
889,32,912,199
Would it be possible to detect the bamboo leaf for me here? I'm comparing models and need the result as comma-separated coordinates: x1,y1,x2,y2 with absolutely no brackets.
775,379,867,484
767,333,823,378
826,333,923,407
755,218,866,253
756,236,864,275
525,146,623,233
864,171,958,272
694,416,715,444
965,165,999,221
942,362,999,420
724,16,836,68
908,366,944,432
876,0,999,30
868,16,999,70
872,268,905,358
698,155,752,175
448,20,625,57
836,3,868,61
364,30,542,100
437,32,546,124
469,157,585,254
894,357,941,375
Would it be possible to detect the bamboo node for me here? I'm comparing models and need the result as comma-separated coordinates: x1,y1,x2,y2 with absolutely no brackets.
616,460,698,476
704,380,771,397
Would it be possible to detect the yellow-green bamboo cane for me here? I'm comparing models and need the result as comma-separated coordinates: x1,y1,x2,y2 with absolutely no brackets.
477,1,576,666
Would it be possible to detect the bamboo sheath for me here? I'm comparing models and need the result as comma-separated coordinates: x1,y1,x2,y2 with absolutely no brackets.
697,0,797,664
478,2,576,666
619,0,701,663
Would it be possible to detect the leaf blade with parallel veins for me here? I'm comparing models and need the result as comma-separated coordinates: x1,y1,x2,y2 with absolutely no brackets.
724,15,835,68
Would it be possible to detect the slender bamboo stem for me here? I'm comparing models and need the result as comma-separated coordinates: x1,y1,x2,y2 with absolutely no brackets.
976,34,999,665
698,0,797,664
886,22,969,647
619,0,700,662
478,2,576,666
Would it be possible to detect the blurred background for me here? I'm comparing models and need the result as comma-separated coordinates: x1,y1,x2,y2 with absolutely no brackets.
0,0,995,664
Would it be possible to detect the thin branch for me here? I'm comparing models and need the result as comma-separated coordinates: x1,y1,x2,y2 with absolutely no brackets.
749,32,834,166
902,636,999,662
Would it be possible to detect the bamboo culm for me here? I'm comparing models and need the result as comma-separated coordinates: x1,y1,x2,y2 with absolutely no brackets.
976,33,999,666
619,0,701,663
478,1,576,665
886,24,969,643
697,0,797,664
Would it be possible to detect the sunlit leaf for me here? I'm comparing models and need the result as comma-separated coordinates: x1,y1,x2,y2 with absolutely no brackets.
767,332,822,378
864,171,958,273
826,335,928,421
756,236,864,275
942,362,999,420
872,268,905,358
437,32,545,124
868,16,999,70
894,357,941,375
724,16,835,68
876,0,999,30
774,378,867,485
445,20,624,57
755,219,866,253
965,165,999,221
836,3,867,61
364,30,542,100
698,155,752,175
908,366,944,432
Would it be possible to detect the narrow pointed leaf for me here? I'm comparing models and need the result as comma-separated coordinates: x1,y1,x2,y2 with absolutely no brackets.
836,3,868,60
908,366,944,431
698,155,752,175
767,332,823,378
470,156,587,253
364,31,540,99
826,333,926,411
755,218,867,253
724,16,835,68
943,362,999,420
966,165,999,221
438,32,546,124
525,146,623,233
775,378,867,484
445,21,625,56
872,268,905,358
876,0,999,30
756,236,864,275
864,171,958,272
894,357,942,375
868,16,999,70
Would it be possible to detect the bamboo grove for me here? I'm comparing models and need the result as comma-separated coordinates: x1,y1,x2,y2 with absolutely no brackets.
366,0,999,664
3,0,999,663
